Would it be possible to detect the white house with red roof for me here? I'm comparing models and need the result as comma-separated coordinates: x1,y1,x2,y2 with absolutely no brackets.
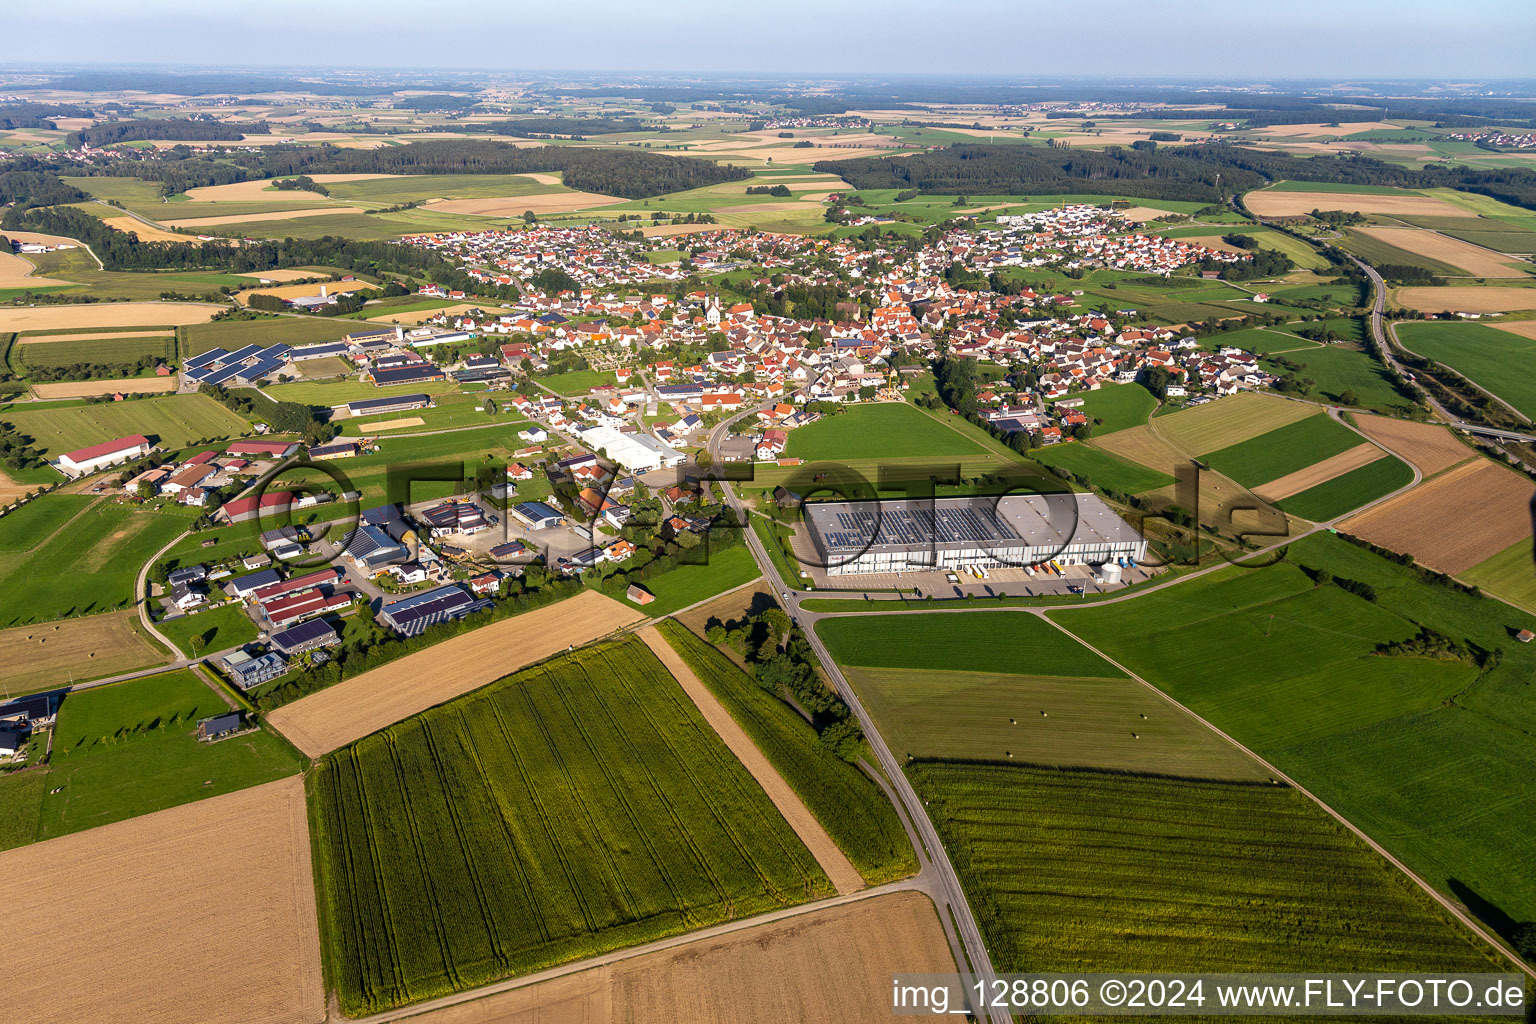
57,435,152,477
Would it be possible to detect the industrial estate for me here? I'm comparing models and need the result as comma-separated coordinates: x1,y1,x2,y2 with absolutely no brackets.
0,44,1533,1024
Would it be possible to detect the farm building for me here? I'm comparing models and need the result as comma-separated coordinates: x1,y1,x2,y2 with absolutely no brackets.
197,711,245,740
0,693,57,726
217,491,295,525
308,440,361,460
57,435,153,477
343,524,410,569
419,501,488,537
377,584,490,637
367,363,444,388
226,440,299,459
510,501,565,530
0,727,28,757
346,394,432,418
804,493,1148,577
270,617,341,656
578,425,686,473
228,567,283,598
250,566,343,604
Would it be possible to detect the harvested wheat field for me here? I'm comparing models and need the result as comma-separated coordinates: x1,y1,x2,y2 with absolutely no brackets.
640,626,863,895
640,222,733,238
1349,415,1472,476
1170,232,1253,254
266,590,642,757
1396,286,1536,313
1094,425,1189,475
1254,122,1399,138
17,329,174,344
0,302,218,332
425,192,628,216
1355,227,1527,277
403,891,953,1024
1246,190,1473,219
0,470,39,505
100,216,188,242
165,206,364,228
1157,392,1317,455
238,279,373,305
0,776,323,1024
1340,458,1535,573
366,301,484,325
30,377,179,400
1494,321,1536,341
183,179,352,202
0,252,74,288
357,416,424,431
1253,443,1387,501
0,611,168,698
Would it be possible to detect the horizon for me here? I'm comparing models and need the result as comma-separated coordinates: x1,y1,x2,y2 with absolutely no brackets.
2,0,1532,81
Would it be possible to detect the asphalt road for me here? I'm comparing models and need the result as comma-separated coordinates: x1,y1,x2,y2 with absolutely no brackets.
705,400,1010,1024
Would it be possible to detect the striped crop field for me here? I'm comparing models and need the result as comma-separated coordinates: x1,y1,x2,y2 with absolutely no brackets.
657,619,916,884
309,637,831,1015
910,762,1504,976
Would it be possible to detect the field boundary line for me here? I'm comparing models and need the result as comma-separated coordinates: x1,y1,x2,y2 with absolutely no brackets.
1036,611,1535,980
638,625,865,895
348,879,928,1024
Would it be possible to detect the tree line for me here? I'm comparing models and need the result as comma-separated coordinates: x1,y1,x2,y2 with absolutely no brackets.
72,118,269,146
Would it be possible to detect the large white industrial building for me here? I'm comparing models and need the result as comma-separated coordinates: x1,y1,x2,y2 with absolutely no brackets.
578,425,686,473
803,493,1147,576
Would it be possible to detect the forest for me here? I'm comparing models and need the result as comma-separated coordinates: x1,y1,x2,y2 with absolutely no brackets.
57,139,749,199
825,142,1536,211
72,119,268,146
446,117,647,137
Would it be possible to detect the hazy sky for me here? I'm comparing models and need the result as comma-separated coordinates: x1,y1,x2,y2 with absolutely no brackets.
3,0,1532,80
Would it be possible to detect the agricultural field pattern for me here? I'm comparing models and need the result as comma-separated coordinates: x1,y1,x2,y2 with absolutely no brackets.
0,31,1534,1024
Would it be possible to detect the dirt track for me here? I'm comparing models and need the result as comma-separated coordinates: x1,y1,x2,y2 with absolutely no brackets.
0,776,323,1024
398,891,954,1024
1253,443,1386,501
266,590,642,757
640,626,864,895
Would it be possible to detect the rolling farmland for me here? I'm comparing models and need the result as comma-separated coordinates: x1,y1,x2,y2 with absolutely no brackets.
910,763,1503,975
37,669,302,841
1198,413,1363,490
818,610,1121,678
0,499,190,625
1154,391,1316,455
1054,532,1536,931
1273,455,1414,521
1346,414,1472,477
656,619,916,884
843,665,1265,780
1396,321,1536,420
1339,458,1534,573
266,589,641,757
785,402,988,461
310,639,832,1015
396,891,956,1024
1031,440,1174,494
0,776,324,1024
0,611,169,697
1,393,250,458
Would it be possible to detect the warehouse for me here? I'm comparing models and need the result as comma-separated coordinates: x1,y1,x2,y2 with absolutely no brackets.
346,394,432,418
578,425,686,473
510,501,565,530
270,617,341,657
378,584,490,636
56,434,153,477
803,493,1148,577
368,363,445,387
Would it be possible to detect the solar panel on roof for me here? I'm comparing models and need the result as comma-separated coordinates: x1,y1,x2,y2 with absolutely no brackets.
184,347,227,369
224,343,266,363
266,344,292,359
203,364,244,386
